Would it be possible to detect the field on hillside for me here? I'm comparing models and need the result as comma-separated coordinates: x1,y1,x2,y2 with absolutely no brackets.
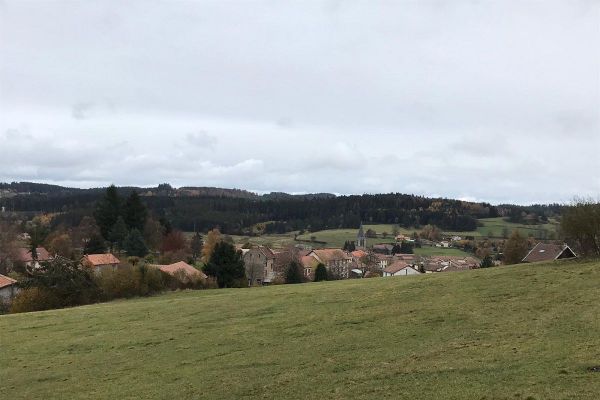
446,217,559,239
413,246,472,257
2,260,599,399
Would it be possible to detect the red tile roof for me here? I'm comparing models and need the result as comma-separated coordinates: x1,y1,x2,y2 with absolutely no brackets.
300,255,320,268
83,253,120,266
149,261,207,279
351,250,367,259
383,260,409,274
0,274,17,289
16,247,52,263
311,249,351,263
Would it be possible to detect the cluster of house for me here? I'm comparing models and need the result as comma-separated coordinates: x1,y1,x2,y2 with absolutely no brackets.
241,245,483,285
0,247,206,306
240,227,578,286
0,235,579,306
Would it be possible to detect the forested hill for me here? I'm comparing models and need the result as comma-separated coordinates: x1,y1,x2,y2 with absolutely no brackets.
0,182,563,234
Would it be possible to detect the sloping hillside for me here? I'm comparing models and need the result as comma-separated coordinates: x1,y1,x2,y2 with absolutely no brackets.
1,260,599,399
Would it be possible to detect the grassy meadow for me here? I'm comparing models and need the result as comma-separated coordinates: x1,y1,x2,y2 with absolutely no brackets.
186,217,556,252
446,217,559,239
2,259,599,399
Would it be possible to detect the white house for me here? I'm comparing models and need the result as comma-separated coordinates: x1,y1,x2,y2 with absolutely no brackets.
383,261,422,277
0,274,19,305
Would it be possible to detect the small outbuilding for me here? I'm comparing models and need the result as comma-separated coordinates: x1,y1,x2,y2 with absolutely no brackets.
0,274,19,305
82,253,121,274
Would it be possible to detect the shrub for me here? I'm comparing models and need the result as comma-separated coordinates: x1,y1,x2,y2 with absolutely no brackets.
10,287,64,313
96,265,165,300
16,257,100,311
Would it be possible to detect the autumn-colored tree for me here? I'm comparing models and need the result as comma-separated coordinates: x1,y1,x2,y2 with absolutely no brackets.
48,233,73,258
560,199,600,257
0,221,18,274
201,229,222,263
161,230,187,253
143,218,164,251
420,224,442,241
503,230,529,265
72,216,101,250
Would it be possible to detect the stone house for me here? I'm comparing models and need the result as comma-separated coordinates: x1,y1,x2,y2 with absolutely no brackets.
82,253,121,274
308,249,352,279
243,246,277,286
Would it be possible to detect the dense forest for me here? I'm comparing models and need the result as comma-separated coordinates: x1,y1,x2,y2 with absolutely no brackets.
0,182,564,235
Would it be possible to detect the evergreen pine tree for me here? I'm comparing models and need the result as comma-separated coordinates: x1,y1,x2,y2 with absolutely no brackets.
84,232,107,254
94,185,122,239
480,255,494,268
203,241,245,288
400,241,414,254
314,263,328,282
190,232,204,262
109,217,129,250
123,191,148,231
124,228,148,257
285,260,304,284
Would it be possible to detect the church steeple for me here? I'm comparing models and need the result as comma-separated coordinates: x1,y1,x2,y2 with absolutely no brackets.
356,222,366,249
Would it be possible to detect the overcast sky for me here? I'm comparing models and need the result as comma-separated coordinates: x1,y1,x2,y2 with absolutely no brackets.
1,0,599,204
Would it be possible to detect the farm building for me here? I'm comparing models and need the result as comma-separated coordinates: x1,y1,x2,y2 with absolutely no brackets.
522,243,577,263
82,253,121,274
0,274,19,305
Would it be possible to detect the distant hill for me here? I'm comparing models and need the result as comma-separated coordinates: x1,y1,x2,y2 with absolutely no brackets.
0,181,563,234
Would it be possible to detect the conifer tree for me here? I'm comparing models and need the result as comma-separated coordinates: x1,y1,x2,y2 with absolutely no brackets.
84,232,107,254
314,263,328,282
285,260,304,284
94,185,121,239
123,191,147,231
204,241,245,288
109,217,129,250
124,228,148,257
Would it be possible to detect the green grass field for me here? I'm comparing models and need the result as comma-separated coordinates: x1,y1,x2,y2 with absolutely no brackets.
446,217,559,239
188,217,556,252
413,246,472,257
2,259,599,399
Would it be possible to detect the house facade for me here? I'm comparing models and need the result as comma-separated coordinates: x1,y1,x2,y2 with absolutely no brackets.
0,274,19,305
308,249,352,279
383,261,421,277
243,246,277,286
82,253,121,274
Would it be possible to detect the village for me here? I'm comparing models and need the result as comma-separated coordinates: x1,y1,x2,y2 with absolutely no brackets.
0,215,579,310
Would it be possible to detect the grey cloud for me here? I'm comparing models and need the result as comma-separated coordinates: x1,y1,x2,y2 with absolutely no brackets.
186,131,218,148
0,0,598,204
